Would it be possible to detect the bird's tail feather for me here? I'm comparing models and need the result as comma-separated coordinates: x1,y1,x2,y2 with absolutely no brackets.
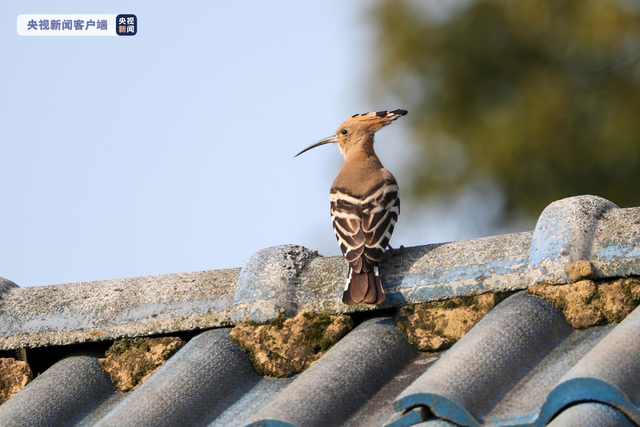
342,267,385,306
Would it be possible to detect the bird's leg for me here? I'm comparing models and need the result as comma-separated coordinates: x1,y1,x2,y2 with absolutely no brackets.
387,243,405,256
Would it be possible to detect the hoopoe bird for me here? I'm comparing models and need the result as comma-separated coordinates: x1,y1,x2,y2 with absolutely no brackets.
295,109,407,305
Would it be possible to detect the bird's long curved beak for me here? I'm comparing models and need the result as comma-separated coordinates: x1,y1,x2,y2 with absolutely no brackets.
294,135,339,157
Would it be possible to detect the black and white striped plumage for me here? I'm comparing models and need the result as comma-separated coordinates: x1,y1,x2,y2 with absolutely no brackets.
331,178,399,305
295,109,407,305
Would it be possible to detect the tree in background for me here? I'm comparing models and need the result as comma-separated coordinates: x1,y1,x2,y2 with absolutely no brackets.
371,0,640,228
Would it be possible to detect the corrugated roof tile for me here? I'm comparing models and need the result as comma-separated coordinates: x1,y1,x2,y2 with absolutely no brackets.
250,317,418,426
0,354,116,426
393,292,640,426
547,402,635,427
94,328,263,427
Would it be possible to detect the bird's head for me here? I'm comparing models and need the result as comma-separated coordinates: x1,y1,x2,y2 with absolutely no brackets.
295,109,407,158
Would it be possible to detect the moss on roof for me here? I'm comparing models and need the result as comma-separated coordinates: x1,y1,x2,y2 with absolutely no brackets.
0,358,32,405
99,336,185,392
527,277,640,329
230,310,353,378
395,292,511,352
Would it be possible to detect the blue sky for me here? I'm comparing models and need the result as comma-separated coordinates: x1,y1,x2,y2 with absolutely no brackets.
2,1,505,287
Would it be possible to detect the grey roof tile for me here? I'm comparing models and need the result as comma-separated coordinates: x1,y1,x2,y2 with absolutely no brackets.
94,328,262,427
207,377,293,427
393,292,640,427
542,298,640,425
236,234,535,323
0,354,116,427
529,195,618,285
547,403,635,427
414,420,459,427
250,317,418,427
386,407,429,427
395,292,572,426
346,353,441,427
592,204,640,277
0,277,18,293
0,269,239,350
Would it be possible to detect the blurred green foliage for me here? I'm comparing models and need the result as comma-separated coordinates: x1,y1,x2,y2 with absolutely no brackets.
371,0,640,222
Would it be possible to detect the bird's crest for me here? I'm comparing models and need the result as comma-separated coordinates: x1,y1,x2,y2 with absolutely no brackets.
343,109,407,133
350,109,407,120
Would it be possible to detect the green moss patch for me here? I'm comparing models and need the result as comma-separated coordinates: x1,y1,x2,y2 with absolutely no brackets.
527,277,640,329
99,337,185,392
230,310,353,378
396,293,507,352
0,358,32,405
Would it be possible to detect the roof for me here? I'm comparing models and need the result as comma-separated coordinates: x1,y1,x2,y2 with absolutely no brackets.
0,194,639,426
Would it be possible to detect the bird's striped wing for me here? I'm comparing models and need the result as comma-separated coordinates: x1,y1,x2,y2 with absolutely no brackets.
362,179,400,265
330,190,366,272
330,178,399,273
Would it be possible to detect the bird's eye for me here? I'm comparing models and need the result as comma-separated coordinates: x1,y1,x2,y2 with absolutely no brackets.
341,129,348,135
